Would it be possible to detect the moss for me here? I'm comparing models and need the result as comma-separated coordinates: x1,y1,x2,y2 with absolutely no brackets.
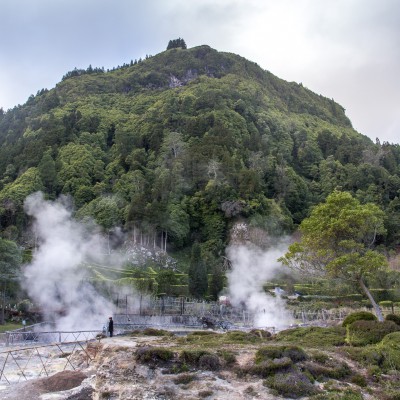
346,320,400,346
264,371,319,398
275,326,346,347
342,311,377,327
255,345,307,363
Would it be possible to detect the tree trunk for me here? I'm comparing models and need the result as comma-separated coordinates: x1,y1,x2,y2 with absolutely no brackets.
359,278,384,321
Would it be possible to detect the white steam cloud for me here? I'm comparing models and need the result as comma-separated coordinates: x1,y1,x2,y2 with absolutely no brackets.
23,192,118,331
226,243,293,330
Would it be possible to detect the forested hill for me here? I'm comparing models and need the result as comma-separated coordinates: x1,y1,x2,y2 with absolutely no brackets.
0,44,400,256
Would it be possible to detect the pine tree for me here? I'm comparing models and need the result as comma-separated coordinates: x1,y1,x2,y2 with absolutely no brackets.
188,242,208,298
167,38,187,50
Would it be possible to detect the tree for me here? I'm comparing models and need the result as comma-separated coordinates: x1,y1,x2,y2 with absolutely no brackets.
166,38,187,50
188,242,208,298
0,239,22,324
279,190,388,321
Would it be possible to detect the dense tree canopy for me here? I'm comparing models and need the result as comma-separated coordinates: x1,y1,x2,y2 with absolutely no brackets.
0,44,399,270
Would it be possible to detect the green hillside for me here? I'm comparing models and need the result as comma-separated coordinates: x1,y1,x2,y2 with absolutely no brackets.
0,43,400,259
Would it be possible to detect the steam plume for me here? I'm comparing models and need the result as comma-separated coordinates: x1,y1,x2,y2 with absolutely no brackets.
226,243,293,330
23,192,117,330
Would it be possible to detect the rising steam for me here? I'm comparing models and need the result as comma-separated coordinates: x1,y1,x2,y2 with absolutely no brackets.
226,243,293,330
23,192,117,331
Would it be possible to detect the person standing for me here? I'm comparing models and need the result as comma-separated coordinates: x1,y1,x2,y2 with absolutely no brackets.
108,317,114,337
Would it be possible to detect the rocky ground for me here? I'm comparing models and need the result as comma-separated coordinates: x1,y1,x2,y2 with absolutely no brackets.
0,333,286,400
0,329,395,400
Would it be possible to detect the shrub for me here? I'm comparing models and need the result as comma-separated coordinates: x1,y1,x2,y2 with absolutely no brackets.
249,329,272,339
217,350,236,366
198,354,221,371
142,328,174,336
350,373,367,387
275,326,346,347
179,350,211,366
346,320,400,346
252,357,293,377
380,301,394,308
136,347,174,364
385,314,400,326
264,371,319,398
255,345,307,363
198,390,213,398
311,388,364,399
303,360,351,381
224,330,261,343
173,373,196,385
378,331,400,371
342,311,377,327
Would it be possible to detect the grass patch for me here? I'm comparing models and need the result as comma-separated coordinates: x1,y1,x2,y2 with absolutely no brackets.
0,322,25,333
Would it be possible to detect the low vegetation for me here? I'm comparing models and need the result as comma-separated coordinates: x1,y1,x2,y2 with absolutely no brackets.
131,316,400,399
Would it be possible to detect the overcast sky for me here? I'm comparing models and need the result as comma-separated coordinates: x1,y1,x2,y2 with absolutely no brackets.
1,0,399,143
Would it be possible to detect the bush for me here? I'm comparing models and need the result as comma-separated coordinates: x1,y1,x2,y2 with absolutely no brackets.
303,360,351,381
350,373,367,387
142,328,174,336
264,371,319,398
224,330,262,343
173,373,196,385
255,345,307,363
378,331,400,371
198,390,213,398
342,311,377,327
276,326,346,347
385,314,400,326
249,329,272,339
217,350,236,366
346,320,400,346
179,350,211,366
198,354,221,371
136,347,174,364
252,357,293,377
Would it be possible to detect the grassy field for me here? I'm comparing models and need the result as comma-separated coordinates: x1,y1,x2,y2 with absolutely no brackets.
0,322,24,333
